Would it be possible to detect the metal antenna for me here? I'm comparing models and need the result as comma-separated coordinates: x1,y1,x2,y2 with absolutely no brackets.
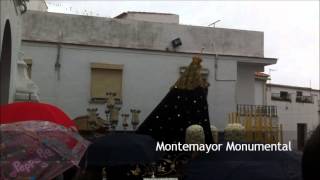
208,20,221,28
208,20,221,58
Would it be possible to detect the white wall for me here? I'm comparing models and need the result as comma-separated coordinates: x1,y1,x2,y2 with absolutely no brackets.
267,85,320,147
26,0,48,12
21,42,217,128
22,11,265,58
211,59,238,128
0,0,22,103
20,11,275,130
254,79,265,105
118,13,179,24
21,41,268,130
236,63,264,105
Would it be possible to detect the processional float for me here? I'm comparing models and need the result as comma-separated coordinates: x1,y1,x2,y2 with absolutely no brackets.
224,105,283,144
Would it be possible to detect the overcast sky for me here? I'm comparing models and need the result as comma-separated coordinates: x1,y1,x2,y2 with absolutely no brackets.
47,0,319,89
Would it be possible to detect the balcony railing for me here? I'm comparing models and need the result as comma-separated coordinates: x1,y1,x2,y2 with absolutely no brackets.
237,104,278,117
271,93,292,102
296,96,314,103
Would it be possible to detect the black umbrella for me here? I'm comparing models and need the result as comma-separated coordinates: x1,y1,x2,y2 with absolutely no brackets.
184,143,302,180
82,133,160,167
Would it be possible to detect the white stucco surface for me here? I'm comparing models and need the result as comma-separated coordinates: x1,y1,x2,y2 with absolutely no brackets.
254,80,265,105
115,12,179,24
26,0,48,12
0,0,22,103
236,63,264,105
20,11,277,130
22,11,266,58
21,41,276,130
266,84,320,147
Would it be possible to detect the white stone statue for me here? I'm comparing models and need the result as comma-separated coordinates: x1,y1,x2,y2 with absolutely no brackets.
14,52,40,102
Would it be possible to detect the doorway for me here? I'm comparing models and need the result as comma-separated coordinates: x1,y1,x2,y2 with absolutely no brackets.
0,20,12,104
297,123,307,151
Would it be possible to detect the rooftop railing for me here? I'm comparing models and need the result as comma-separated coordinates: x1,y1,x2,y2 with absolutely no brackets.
296,95,314,103
271,93,292,102
237,104,278,117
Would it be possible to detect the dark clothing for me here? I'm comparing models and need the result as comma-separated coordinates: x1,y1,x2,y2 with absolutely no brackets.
137,87,213,144
302,125,320,180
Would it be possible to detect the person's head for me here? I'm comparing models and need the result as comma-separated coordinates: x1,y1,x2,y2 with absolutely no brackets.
185,124,205,144
302,125,320,180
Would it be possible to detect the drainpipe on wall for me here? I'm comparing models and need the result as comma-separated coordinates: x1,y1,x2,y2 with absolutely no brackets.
55,31,63,80
210,23,237,106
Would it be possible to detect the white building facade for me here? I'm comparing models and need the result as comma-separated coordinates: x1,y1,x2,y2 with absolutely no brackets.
26,0,48,12
1,0,42,105
266,84,320,149
20,11,277,130
0,0,24,104
114,11,179,24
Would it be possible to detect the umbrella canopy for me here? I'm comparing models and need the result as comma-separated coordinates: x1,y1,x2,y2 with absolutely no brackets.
184,143,302,180
83,133,160,166
0,121,90,180
0,102,77,129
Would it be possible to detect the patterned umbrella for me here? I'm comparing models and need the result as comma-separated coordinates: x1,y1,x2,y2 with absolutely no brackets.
0,121,89,180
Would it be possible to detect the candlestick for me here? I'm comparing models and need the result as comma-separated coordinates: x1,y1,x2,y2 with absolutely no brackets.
105,92,122,131
131,109,141,130
121,114,129,130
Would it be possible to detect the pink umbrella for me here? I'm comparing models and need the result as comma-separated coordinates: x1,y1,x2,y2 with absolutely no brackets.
0,121,89,180
0,102,90,180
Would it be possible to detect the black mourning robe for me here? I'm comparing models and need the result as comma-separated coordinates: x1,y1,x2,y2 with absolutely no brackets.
136,77,213,144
